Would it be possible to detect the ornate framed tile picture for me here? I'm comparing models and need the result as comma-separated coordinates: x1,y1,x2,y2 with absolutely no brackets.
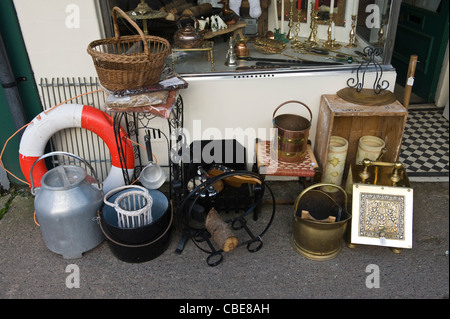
351,184,413,249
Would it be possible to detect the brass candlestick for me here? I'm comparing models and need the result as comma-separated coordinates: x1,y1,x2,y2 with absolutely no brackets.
126,0,167,35
323,14,341,49
378,14,387,45
135,0,151,14
307,3,318,45
345,15,357,48
287,1,296,40
291,9,302,44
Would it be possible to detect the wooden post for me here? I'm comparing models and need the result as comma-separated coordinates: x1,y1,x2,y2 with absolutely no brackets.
403,55,418,109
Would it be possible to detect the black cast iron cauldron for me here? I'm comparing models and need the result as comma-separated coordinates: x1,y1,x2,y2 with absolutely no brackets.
98,188,172,263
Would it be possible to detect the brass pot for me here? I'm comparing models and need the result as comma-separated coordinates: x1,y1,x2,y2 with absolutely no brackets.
234,39,249,58
292,183,351,261
174,14,204,49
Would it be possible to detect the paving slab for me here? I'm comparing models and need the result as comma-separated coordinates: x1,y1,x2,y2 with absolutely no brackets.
0,182,448,303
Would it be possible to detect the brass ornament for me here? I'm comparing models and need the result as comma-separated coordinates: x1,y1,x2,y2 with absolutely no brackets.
348,159,413,252
337,87,397,106
253,37,286,54
337,46,396,106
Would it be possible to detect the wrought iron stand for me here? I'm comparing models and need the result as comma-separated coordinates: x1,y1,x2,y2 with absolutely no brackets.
176,161,276,266
111,95,184,206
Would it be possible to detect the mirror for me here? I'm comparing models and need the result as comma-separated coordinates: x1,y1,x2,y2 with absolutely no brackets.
98,0,401,74
315,0,346,26
278,0,347,26
356,0,392,48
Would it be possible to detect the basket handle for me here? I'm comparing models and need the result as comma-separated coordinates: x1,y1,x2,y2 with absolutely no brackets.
111,6,149,55
273,100,313,123
293,183,347,218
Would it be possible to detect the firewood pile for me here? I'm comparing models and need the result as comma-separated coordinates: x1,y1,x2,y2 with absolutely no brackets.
163,0,214,21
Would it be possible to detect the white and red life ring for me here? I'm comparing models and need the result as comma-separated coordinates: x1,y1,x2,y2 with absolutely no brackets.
19,104,134,194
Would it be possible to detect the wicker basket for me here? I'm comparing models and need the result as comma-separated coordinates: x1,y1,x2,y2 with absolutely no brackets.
87,7,171,91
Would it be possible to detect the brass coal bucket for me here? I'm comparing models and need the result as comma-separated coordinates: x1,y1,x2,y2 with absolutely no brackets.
292,183,351,261
272,100,312,162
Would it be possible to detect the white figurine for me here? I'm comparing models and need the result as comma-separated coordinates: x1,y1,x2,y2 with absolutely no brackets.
215,14,228,30
210,15,218,32
197,17,209,31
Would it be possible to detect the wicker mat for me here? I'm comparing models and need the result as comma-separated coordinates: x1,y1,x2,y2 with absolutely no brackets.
399,106,449,180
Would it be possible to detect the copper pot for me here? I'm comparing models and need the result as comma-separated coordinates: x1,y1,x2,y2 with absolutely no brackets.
174,15,204,49
234,39,249,58
272,100,313,163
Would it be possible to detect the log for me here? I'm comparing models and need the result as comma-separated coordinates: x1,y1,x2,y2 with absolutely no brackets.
182,3,213,18
165,12,176,21
164,0,187,11
205,208,239,252
164,0,193,15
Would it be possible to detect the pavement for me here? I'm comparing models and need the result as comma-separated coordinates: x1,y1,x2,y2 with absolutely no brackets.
0,181,448,304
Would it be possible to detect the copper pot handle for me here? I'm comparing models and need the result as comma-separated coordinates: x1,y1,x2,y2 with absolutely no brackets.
273,100,313,123
176,13,199,30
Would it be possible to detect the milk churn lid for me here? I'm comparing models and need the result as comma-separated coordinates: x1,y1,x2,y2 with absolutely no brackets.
41,165,87,191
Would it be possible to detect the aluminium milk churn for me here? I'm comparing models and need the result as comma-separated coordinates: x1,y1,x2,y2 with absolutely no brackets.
30,151,104,259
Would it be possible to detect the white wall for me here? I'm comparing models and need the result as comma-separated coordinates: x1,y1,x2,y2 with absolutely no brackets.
13,0,103,83
436,42,449,108
181,69,398,168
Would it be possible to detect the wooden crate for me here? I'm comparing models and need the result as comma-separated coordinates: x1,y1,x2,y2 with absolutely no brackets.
314,94,408,181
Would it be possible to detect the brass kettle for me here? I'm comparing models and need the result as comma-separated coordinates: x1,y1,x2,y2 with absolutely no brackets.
174,14,204,49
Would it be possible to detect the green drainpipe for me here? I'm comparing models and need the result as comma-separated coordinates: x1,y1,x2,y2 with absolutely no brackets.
0,0,42,186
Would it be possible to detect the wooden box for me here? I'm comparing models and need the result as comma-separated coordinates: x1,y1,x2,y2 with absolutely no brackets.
314,94,408,181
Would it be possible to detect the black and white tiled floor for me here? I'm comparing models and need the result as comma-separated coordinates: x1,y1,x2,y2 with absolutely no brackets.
400,106,449,181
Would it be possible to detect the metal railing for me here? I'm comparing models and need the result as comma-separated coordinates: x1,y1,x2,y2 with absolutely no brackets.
38,77,111,182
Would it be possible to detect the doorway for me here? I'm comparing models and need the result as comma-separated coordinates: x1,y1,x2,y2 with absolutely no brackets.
391,0,449,103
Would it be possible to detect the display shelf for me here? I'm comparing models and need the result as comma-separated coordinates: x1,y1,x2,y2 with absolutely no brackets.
314,94,407,181
111,94,184,206
203,20,247,41
256,140,319,178
171,41,215,71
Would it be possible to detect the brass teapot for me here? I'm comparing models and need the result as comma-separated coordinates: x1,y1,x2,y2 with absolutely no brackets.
174,14,204,49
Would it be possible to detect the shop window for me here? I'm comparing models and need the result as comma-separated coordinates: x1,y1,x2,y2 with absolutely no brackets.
98,0,400,75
